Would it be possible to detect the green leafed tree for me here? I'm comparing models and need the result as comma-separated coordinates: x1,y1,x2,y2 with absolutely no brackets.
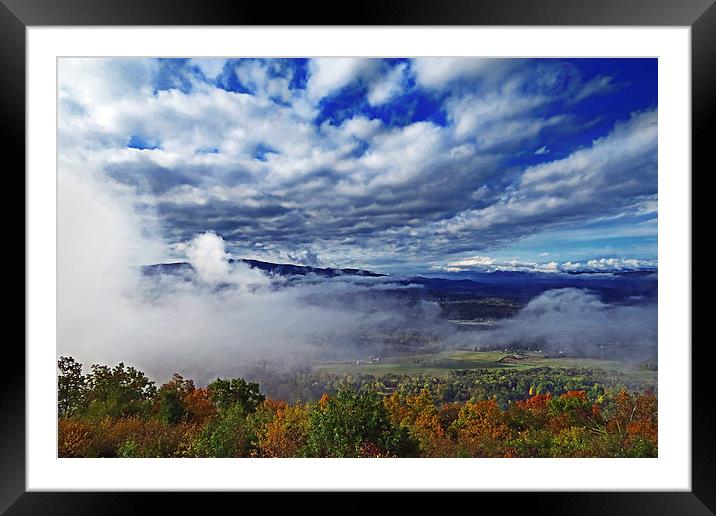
82,362,157,419
58,356,86,418
307,389,419,458
190,404,256,457
155,373,194,424
207,377,265,413
157,389,186,425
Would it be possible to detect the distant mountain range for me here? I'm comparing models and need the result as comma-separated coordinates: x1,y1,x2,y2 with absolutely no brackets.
143,258,655,280
141,258,657,306
142,258,385,279
239,259,385,278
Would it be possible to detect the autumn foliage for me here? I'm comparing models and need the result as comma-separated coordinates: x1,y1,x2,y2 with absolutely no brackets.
57,357,657,458
257,402,310,457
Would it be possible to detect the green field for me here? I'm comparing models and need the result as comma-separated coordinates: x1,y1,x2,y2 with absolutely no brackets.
313,349,657,384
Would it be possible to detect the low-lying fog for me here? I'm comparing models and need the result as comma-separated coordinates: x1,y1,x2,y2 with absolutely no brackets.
58,169,657,385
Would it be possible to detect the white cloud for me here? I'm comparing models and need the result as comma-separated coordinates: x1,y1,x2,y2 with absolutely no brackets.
58,58,158,105
359,121,446,188
306,58,375,102
185,232,232,284
189,58,227,80
438,256,563,273
442,77,571,149
430,109,657,238
574,75,615,102
442,256,495,269
306,59,411,107
185,231,272,289
337,116,383,140
57,58,657,269
437,255,656,273
234,60,293,103
366,63,408,106
411,58,503,89
585,258,657,271
534,146,550,155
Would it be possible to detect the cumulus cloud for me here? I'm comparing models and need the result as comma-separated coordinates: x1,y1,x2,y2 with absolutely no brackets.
366,62,408,106
584,258,657,271
306,58,375,101
285,247,323,267
424,109,657,252
411,58,507,89
436,256,656,273
185,232,232,284
234,60,294,103
190,58,227,80
307,58,410,107
57,57,657,271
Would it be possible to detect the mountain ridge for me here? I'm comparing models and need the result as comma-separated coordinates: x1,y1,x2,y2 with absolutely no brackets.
141,258,386,278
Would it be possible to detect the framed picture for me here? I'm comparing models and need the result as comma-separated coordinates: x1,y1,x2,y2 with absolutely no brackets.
7,0,711,512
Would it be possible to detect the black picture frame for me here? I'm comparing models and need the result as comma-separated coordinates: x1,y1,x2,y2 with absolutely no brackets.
4,0,711,513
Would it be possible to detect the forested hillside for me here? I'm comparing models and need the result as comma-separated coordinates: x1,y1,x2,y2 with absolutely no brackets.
57,356,657,458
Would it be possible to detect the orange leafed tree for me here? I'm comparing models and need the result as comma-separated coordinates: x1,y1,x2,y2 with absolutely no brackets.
58,418,93,458
451,398,511,457
609,389,658,451
182,387,216,424
384,389,456,457
258,403,310,458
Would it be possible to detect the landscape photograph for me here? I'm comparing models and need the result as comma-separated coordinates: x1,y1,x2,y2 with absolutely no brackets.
57,57,658,458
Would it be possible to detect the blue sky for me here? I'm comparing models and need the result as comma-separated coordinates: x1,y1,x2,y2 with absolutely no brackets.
58,57,657,273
